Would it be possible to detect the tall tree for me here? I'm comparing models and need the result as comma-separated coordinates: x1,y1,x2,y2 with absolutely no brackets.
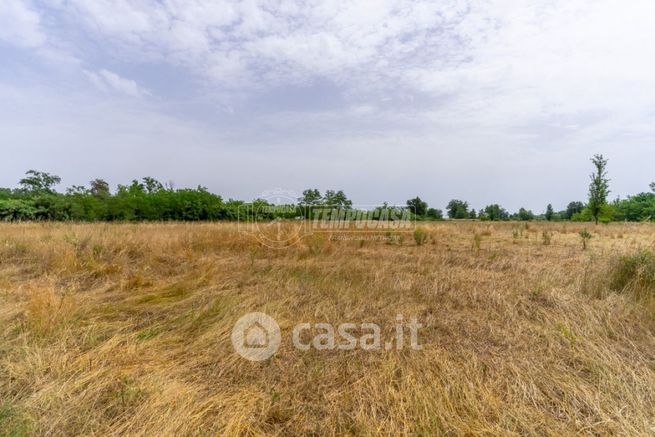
406,196,428,216
483,204,509,221
588,154,610,225
323,190,352,208
426,208,443,220
19,170,61,194
298,189,322,206
545,204,554,221
142,177,164,193
516,207,534,221
650,182,655,192
446,199,469,219
66,185,88,195
89,179,111,197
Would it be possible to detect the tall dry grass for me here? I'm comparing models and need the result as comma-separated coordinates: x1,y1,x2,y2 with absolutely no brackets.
1,221,655,435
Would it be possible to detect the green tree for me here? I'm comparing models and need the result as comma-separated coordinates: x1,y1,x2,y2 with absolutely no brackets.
426,208,443,220
615,192,655,221
588,154,610,224
446,199,469,219
143,177,164,193
565,201,585,220
483,204,509,221
516,208,534,221
406,196,428,216
66,185,88,195
468,209,477,219
90,179,111,197
545,204,554,221
19,170,61,194
298,189,322,206
323,190,352,208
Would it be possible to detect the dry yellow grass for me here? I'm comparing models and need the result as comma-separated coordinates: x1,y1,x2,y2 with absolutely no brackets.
1,221,655,435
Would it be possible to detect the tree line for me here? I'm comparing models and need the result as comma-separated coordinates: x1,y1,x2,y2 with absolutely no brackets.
1,155,654,222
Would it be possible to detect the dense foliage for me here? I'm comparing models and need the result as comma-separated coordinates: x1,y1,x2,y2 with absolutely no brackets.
1,177,235,222
1,165,654,222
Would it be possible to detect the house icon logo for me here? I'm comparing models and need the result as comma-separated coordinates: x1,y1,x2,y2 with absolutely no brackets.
231,312,281,361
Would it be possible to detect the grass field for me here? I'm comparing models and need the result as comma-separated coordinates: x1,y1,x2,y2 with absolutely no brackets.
1,221,655,435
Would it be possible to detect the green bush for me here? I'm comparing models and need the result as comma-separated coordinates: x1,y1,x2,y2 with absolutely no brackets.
0,199,37,221
413,227,428,246
608,250,655,297
572,205,614,223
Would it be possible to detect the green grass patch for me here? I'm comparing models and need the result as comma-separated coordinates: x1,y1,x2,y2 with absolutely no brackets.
609,250,655,298
136,283,190,304
0,403,33,437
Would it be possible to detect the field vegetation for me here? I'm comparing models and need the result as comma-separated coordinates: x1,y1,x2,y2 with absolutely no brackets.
1,221,655,435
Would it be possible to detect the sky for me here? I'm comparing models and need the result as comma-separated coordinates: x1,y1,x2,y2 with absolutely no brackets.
1,0,654,212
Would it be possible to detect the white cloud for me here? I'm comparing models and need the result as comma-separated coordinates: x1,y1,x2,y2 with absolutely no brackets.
0,0,45,48
3,0,655,210
84,69,148,98
48,0,655,126
55,0,470,87
11,0,655,109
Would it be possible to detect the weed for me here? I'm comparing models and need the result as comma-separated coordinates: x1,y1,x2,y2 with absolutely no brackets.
136,327,160,341
413,228,428,246
579,229,592,250
556,322,577,347
112,376,145,411
473,233,482,253
249,245,259,267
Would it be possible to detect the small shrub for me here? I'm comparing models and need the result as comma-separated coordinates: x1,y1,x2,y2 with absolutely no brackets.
542,231,552,246
579,229,592,250
413,227,428,246
473,233,482,253
556,322,577,347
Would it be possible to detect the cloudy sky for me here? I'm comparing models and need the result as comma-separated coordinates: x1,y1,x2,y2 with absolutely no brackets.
1,0,654,212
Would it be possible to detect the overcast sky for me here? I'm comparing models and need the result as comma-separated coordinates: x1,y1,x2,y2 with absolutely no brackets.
1,0,654,212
